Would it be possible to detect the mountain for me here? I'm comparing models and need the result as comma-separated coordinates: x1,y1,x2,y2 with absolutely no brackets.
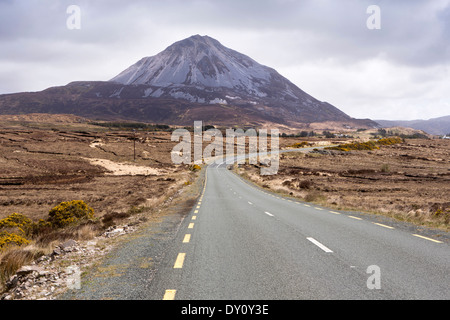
0,35,377,129
376,115,450,135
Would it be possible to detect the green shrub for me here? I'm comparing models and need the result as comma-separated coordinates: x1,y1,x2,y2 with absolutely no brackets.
29,219,53,237
48,200,95,228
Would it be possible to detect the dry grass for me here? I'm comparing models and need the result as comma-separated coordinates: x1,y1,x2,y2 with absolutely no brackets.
0,121,199,292
237,138,450,231
0,247,42,289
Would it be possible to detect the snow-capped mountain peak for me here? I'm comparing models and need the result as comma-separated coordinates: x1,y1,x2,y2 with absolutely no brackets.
109,35,354,124
111,35,276,93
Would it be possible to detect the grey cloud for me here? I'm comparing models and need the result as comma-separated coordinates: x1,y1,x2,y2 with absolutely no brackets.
2,0,448,66
0,0,448,119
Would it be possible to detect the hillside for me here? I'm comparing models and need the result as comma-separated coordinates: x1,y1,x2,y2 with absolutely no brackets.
376,115,450,135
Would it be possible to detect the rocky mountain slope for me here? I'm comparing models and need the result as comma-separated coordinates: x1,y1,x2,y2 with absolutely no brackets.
0,35,377,129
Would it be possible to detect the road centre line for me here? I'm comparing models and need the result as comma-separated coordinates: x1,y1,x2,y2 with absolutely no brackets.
306,237,333,253
173,253,186,268
265,211,274,217
248,201,253,205
183,234,191,243
163,289,176,300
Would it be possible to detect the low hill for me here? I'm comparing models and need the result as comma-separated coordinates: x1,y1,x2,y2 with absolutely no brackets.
376,115,450,135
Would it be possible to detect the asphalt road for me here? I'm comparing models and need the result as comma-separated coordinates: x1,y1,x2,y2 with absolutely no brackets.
64,149,449,301
145,156,450,300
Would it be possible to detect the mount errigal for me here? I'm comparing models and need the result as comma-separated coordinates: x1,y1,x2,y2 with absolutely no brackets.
0,35,377,128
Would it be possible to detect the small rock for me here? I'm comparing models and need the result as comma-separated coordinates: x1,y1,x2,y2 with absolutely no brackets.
86,240,97,248
51,247,62,257
16,266,43,277
36,255,50,264
37,270,50,277
103,227,124,238
6,275,18,290
59,239,78,252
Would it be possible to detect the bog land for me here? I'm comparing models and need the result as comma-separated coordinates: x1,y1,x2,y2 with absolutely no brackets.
239,136,450,231
0,116,449,298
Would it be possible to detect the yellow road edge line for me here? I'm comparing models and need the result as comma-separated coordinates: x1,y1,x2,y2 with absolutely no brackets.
330,211,340,214
412,234,443,243
192,216,197,220
348,215,362,220
163,289,176,300
173,253,186,268
188,223,194,229
183,234,191,243
373,222,394,229
194,210,198,214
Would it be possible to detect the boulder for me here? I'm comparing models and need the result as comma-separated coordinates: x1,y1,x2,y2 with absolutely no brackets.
59,239,78,252
16,265,43,277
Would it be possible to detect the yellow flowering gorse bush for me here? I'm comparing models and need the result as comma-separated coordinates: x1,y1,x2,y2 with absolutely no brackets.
0,231,30,250
0,213,33,235
48,200,95,228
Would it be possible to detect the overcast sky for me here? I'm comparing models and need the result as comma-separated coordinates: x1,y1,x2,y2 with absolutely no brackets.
0,0,449,120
